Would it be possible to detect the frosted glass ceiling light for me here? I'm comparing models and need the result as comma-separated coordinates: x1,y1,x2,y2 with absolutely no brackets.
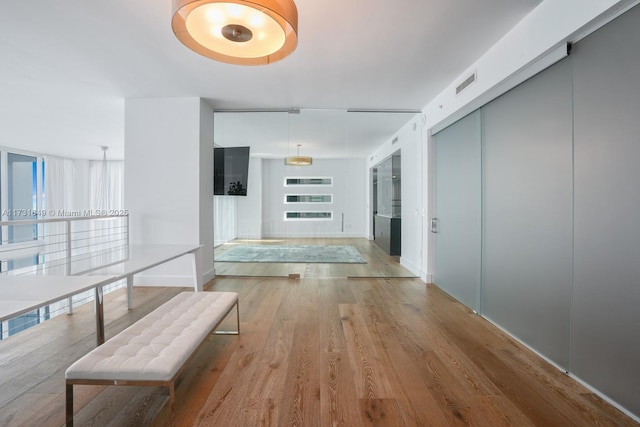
172,0,298,65
285,144,312,166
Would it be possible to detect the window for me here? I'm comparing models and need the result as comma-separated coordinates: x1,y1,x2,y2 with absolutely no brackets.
0,150,128,339
284,177,332,186
0,151,45,269
283,176,334,222
4,153,42,244
285,194,332,204
0,150,47,338
5,307,49,339
285,211,333,220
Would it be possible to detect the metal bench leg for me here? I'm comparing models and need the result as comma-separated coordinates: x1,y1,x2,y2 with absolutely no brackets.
66,383,74,427
236,301,240,334
214,301,240,335
169,383,176,427
191,248,203,292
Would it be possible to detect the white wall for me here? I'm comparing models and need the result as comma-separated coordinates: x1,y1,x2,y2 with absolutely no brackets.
424,0,640,132
197,100,214,281
124,97,214,286
367,115,424,277
261,158,366,238
213,196,237,246
237,157,263,239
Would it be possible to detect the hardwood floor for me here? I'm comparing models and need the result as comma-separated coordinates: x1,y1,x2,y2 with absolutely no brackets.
213,238,416,278
0,276,637,426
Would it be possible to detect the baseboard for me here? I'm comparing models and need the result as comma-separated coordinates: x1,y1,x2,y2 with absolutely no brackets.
399,257,422,277
568,373,640,423
237,234,263,240
479,312,640,423
133,274,198,288
261,233,368,238
203,268,215,284
422,272,433,283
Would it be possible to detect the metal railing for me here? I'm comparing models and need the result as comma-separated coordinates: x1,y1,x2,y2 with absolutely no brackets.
0,214,129,339
0,214,129,274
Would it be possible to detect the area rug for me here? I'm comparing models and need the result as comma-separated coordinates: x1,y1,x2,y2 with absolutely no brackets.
216,245,367,264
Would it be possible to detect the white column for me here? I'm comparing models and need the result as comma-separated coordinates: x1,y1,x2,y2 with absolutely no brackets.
124,97,214,286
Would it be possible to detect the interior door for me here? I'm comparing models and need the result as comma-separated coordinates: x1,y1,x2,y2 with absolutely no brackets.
432,110,482,311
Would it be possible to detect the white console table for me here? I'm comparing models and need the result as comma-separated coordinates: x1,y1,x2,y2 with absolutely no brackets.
0,275,116,345
73,244,204,310
0,243,203,346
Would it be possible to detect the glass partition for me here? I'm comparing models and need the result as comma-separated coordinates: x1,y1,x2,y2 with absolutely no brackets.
213,109,419,278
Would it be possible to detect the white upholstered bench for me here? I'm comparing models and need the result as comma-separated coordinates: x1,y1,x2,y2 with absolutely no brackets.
65,291,239,426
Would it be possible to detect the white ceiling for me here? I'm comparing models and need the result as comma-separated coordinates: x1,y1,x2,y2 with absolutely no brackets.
214,109,420,160
0,0,542,160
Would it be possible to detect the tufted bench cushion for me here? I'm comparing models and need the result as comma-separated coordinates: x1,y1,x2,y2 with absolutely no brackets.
65,291,239,426
66,291,238,382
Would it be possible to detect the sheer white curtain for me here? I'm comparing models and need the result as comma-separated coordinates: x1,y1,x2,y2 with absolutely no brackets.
42,156,75,315
80,159,127,304
43,156,75,267
90,160,124,210
14,157,126,321
44,156,75,213
87,160,125,257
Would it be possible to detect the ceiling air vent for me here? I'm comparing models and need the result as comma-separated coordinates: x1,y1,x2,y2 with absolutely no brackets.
456,71,477,95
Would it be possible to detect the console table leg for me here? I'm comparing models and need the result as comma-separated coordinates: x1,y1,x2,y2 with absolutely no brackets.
95,286,105,346
127,274,134,309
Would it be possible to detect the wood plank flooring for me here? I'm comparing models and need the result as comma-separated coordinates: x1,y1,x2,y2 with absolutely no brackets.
213,238,416,278
1,276,637,426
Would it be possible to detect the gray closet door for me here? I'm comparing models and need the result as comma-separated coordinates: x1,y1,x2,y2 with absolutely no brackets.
481,58,573,368
433,110,482,311
572,5,640,415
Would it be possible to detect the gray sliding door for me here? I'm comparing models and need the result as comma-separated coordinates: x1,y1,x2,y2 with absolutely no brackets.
481,58,573,368
433,110,481,311
572,5,640,415
430,5,640,418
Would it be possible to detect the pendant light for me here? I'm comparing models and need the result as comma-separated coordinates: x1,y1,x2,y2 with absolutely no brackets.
171,0,298,66
284,144,312,166
97,146,110,212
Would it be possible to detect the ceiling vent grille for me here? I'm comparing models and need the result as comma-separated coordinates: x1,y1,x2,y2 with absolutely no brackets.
456,71,477,95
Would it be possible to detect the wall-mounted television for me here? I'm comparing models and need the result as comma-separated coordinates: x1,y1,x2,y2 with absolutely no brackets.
214,146,250,196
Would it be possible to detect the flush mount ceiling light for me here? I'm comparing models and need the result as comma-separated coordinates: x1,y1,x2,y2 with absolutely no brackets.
172,0,298,65
285,144,312,166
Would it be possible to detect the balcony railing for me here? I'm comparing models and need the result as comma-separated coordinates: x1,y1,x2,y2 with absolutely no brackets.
0,214,129,275
0,214,129,339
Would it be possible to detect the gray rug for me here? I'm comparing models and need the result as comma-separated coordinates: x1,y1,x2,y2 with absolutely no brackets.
216,245,367,264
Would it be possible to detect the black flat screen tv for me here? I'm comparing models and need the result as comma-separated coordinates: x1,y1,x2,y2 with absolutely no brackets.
214,146,250,196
